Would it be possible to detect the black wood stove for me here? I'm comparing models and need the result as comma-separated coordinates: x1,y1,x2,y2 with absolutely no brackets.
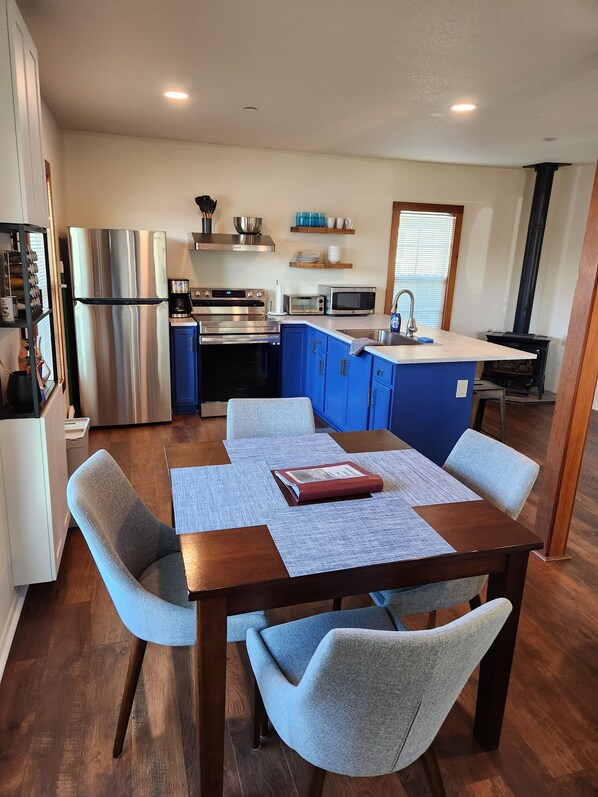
484,161,568,398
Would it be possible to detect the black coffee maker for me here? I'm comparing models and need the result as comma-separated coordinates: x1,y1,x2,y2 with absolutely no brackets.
168,278,192,318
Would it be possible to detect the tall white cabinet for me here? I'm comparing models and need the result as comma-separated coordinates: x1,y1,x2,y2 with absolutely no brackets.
0,0,68,587
0,0,48,227
0,387,69,586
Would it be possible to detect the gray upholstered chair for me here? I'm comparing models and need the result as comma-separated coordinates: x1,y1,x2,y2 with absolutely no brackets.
371,429,539,626
66,449,270,757
226,397,315,439
248,599,512,796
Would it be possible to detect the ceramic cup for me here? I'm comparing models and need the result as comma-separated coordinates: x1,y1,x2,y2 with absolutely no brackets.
326,216,335,228
0,296,16,322
336,217,344,229
344,218,353,229
327,245,341,264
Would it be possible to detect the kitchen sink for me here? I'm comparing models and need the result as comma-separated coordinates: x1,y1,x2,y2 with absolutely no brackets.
339,328,423,346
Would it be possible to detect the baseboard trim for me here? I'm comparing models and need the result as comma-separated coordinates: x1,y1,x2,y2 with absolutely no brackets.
0,585,28,681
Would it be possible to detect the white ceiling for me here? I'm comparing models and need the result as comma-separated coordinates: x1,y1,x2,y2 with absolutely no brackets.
18,0,598,167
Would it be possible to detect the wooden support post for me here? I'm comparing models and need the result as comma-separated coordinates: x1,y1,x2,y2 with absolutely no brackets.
535,164,598,558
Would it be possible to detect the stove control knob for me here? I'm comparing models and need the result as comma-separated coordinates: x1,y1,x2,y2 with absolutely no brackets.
255,291,262,298
204,290,210,297
247,291,253,298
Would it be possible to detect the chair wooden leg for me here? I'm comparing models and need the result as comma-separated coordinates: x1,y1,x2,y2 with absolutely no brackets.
469,594,482,611
426,610,437,629
251,677,267,749
332,597,342,612
419,746,447,797
308,766,327,797
498,394,506,443
113,636,147,757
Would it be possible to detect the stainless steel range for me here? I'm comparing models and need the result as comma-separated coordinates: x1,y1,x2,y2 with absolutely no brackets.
192,287,281,417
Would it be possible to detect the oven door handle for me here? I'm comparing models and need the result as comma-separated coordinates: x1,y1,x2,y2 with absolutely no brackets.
199,335,281,345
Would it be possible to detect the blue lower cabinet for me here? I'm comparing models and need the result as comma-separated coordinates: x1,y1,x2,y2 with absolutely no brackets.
324,338,372,431
305,328,328,414
170,326,198,413
345,351,372,430
281,325,307,397
390,361,476,465
368,380,393,430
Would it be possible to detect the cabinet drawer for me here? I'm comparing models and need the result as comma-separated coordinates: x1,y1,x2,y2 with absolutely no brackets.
372,356,394,387
308,331,328,354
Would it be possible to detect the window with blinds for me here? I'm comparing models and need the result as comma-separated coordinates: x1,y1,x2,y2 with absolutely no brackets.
385,202,463,330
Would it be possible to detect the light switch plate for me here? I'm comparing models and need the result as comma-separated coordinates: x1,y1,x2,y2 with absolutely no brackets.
456,379,469,398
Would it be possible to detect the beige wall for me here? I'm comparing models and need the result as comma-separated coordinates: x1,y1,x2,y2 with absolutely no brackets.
61,132,596,404
63,131,527,340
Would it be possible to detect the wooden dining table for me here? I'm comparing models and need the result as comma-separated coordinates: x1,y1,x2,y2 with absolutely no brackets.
165,429,543,797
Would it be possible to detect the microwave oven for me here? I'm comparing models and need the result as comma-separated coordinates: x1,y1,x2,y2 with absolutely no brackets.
283,294,325,315
318,285,376,315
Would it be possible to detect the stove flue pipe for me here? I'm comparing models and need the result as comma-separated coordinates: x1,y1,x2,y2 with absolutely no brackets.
513,162,569,334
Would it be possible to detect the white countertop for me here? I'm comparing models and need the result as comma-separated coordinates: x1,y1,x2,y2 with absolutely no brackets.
169,317,198,327
274,314,536,365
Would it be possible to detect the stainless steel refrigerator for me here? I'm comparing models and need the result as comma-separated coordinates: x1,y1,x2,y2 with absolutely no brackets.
69,227,171,426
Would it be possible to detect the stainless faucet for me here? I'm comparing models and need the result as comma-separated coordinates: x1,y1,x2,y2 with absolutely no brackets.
391,289,418,337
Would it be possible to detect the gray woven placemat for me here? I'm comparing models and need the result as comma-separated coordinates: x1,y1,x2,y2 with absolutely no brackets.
264,494,455,577
351,449,480,506
224,432,347,470
171,461,288,534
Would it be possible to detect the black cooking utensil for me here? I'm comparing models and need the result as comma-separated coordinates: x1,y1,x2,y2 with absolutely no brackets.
195,195,215,215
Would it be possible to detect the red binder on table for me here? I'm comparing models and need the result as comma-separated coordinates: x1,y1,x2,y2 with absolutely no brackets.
273,461,383,504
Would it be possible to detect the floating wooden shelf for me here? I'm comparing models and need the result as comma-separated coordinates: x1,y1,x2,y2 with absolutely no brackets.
289,261,353,269
290,226,355,235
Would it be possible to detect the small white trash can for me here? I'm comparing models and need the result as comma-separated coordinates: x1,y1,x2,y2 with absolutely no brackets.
65,417,90,527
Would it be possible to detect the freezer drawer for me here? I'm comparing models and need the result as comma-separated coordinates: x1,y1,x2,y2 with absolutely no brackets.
74,301,171,426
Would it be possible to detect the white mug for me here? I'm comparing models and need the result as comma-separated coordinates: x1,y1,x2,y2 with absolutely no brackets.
344,218,353,229
0,296,16,322
336,217,344,229
327,245,341,264
326,217,335,228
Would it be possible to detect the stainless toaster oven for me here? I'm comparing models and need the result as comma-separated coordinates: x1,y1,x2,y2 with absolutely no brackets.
283,294,325,315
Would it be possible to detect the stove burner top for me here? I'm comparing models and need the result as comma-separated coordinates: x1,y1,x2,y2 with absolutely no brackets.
191,288,278,333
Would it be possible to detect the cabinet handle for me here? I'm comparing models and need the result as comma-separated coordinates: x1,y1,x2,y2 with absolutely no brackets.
369,387,375,407
311,339,316,354
339,357,347,377
319,359,325,376
189,336,194,352
367,387,372,407
376,368,383,376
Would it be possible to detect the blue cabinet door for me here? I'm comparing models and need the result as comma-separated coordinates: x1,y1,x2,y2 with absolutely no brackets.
345,353,372,430
170,326,198,412
368,380,392,430
281,325,307,397
306,331,326,414
324,337,349,428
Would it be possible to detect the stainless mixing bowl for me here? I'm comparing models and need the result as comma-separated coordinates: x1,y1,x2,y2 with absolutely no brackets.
233,216,263,234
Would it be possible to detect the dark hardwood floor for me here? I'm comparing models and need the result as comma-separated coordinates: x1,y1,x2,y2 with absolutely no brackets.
1,404,597,796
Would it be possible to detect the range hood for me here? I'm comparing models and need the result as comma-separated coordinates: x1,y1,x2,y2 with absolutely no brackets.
188,232,275,252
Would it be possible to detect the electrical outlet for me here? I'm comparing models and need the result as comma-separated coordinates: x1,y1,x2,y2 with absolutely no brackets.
456,379,469,398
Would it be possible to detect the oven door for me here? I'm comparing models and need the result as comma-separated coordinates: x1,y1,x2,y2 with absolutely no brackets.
198,334,281,417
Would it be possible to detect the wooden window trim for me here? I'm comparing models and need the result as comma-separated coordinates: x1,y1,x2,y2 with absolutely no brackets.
384,201,464,330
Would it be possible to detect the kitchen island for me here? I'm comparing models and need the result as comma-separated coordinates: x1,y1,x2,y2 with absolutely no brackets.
278,314,534,464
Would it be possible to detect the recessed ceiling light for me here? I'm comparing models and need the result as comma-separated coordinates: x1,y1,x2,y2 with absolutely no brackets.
449,103,478,112
164,90,189,100
243,106,258,112
543,137,557,142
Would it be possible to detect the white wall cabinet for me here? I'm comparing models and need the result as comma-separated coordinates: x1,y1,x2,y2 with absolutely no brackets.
0,0,48,227
0,386,69,586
